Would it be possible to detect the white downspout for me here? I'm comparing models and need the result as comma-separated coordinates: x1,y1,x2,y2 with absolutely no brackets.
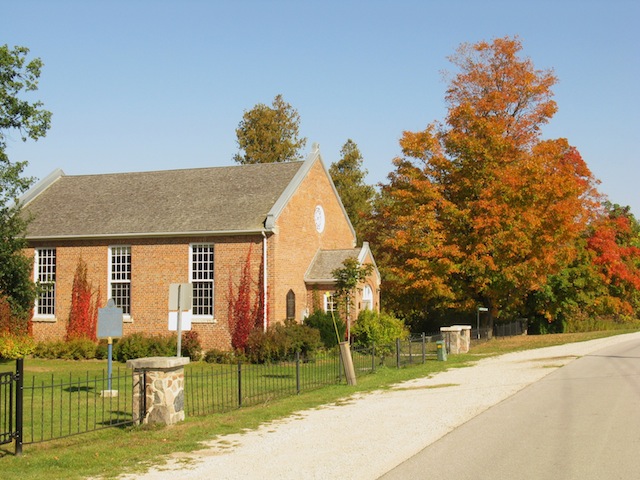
262,231,268,332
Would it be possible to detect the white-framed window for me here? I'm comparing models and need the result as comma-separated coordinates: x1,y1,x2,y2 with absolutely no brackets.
362,285,373,310
190,243,214,318
324,292,338,313
35,248,56,317
109,245,131,316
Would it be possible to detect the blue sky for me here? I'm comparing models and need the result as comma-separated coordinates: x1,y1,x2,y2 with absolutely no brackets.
3,0,639,215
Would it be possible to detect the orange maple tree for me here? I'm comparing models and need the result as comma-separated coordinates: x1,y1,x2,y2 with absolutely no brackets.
371,37,600,326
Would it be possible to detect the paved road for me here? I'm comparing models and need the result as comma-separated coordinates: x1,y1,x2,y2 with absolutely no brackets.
379,337,640,480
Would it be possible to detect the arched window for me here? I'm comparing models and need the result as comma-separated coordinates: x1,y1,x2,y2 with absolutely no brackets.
362,285,373,310
286,290,296,319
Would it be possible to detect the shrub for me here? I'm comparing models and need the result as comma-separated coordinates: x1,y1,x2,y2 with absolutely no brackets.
181,330,202,360
245,319,322,363
33,338,98,360
33,340,67,359
352,310,408,359
0,333,36,359
204,348,240,364
64,338,99,360
304,310,346,348
113,333,177,362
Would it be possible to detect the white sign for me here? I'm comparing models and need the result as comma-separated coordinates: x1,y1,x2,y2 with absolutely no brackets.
168,283,192,311
168,310,192,331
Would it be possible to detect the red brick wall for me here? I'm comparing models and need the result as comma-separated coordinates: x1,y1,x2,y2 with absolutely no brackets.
269,159,356,324
28,236,264,351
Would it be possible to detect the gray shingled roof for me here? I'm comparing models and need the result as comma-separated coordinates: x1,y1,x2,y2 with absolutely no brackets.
23,161,305,239
305,248,362,283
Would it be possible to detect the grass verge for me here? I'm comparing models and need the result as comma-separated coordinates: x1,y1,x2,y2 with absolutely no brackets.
0,329,636,480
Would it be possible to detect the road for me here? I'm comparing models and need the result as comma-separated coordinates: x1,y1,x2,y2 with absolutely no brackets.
379,338,640,480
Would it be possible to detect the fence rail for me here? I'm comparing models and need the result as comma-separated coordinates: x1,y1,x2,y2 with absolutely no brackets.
22,367,136,448
3,333,446,454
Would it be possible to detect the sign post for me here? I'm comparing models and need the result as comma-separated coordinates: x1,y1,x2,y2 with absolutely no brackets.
477,307,489,339
168,283,192,357
97,299,124,396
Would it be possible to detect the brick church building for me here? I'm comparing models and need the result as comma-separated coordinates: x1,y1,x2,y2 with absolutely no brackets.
20,145,380,350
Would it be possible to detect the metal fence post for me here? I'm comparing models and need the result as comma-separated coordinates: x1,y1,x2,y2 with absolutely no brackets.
421,333,426,364
237,361,242,408
371,343,376,373
15,358,23,456
295,351,301,394
396,338,401,369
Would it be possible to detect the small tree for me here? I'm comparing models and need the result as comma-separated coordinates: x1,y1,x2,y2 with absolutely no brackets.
331,257,373,342
233,94,306,164
66,257,101,341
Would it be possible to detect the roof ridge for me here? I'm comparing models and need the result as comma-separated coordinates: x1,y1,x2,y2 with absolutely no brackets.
60,160,305,178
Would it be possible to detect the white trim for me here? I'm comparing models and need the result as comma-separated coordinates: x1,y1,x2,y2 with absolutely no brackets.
19,169,65,207
189,243,215,321
108,245,131,317
33,247,57,319
324,292,337,313
262,232,268,332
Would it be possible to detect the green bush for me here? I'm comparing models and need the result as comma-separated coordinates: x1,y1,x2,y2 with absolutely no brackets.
33,340,67,359
33,338,99,360
204,348,240,364
0,333,36,359
352,310,408,359
245,319,322,363
63,338,99,360
304,310,346,348
113,333,177,362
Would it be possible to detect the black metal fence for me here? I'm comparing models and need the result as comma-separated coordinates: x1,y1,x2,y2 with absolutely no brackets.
21,367,137,446
494,319,528,337
1,360,138,455
0,359,22,453
184,334,443,417
2,334,445,454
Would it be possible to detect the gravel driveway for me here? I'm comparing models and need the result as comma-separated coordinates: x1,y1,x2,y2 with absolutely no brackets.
120,331,640,480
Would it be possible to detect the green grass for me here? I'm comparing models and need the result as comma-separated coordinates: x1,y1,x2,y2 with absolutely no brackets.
0,329,637,480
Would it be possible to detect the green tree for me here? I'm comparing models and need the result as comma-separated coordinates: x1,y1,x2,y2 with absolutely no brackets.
329,139,375,241
0,45,52,327
233,94,306,164
331,257,373,341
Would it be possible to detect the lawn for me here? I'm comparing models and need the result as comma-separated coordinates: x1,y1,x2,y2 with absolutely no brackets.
0,329,636,480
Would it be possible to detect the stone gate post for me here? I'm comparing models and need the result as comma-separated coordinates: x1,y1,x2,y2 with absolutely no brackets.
127,356,190,425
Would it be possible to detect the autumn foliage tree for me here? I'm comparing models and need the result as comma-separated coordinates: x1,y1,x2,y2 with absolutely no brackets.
66,257,101,341
586,204,640,318
371,37,600,328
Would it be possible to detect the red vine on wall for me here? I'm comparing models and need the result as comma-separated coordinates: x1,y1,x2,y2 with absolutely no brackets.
66,257,101,341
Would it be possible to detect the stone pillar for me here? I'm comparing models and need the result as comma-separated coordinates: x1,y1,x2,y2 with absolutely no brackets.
127,356,190,426
453,325,471,353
